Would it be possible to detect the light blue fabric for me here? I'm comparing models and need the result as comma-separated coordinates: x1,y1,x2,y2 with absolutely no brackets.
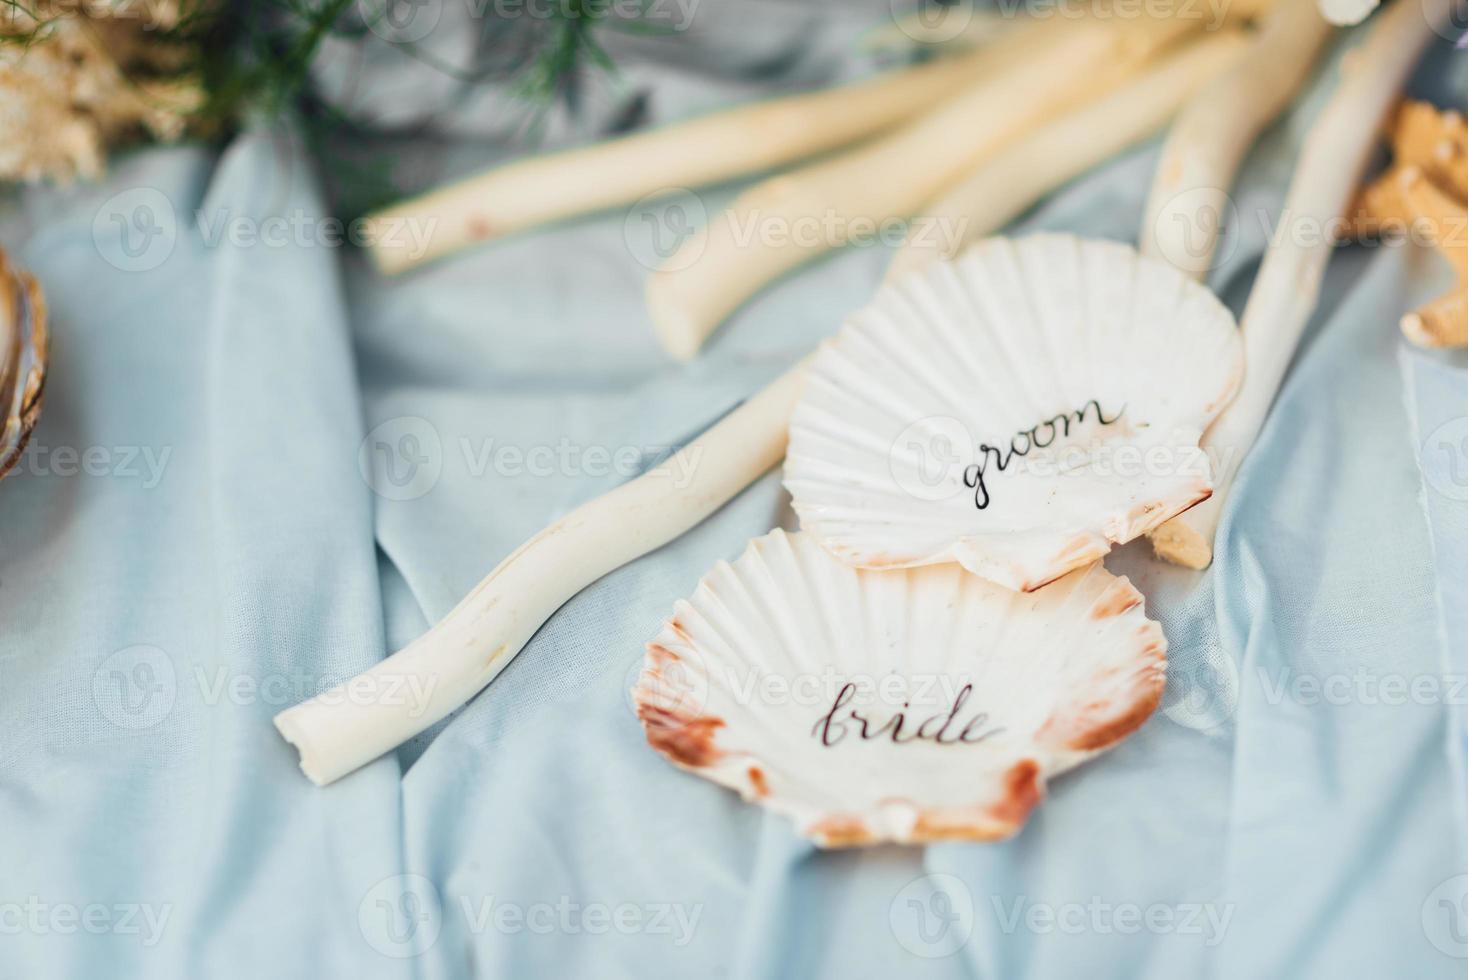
2,11,1467,979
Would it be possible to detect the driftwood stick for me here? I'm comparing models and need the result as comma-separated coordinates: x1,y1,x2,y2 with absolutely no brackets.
1140,0,1334,281
870,0,1278,54
359,25,1032,276
887,30,1250,282
645,13,1204,361
275,361,809,785
1148,0,1449,570
1142,0,1334,565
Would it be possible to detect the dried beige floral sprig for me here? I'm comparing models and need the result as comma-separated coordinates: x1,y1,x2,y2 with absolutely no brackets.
0,0,203,182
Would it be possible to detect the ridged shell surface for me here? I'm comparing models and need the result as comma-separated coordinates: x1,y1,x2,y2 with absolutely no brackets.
0,248,48,481
785,234,1242,591
631,530,1166,848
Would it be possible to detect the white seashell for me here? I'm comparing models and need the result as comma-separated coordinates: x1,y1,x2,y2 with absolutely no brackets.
631,530,1166,848
0,248,48,482
785,233,1242,592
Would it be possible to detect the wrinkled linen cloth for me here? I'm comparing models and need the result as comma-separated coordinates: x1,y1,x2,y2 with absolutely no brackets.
1,6,1467,977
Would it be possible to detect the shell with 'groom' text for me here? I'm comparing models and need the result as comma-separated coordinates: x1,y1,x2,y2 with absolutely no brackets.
785,233,1242,592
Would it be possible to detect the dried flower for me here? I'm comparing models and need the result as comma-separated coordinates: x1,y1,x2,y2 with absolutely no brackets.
0,0,202,182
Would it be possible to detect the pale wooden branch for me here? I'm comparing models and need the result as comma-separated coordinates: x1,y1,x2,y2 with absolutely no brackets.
1148,0,1449,570
275,361,809,785
1140,0,1334,282
646,13,1204,361
359,26,1030,276
867,0,1278,57
887,30,1250,283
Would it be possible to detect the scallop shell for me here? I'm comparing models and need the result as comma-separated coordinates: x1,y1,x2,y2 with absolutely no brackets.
785,233,1242,592
0,248,48,482
631,530,1166,848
